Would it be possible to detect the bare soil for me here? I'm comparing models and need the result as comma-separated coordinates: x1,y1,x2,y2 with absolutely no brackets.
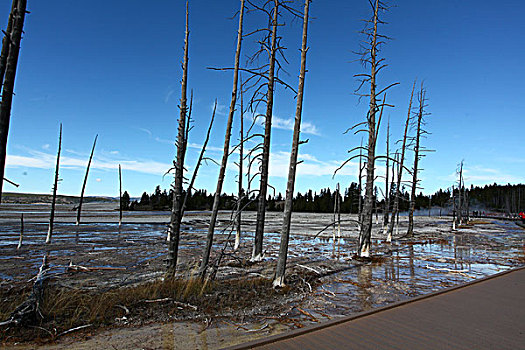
0,202,524,349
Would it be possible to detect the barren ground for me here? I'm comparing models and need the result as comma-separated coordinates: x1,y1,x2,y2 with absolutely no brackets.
0,202,524,349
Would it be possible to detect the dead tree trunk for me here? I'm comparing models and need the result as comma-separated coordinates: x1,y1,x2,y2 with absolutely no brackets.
199,0,245,277
0,0,16,88
234,82,244,251
273,0,310,288
387,81,416,242
458,161,463,224
383,119,390,231
407,87,426,237
253,0,279,262
76,135,97,225
118,164,122,226
358,0,381,258
46,123,62,244
181,100,216,217
17,213,23,249
358,144,363,223
0,0,27,203
167,1,190,275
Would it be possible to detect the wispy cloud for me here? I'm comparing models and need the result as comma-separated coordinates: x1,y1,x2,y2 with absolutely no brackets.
270,116,321,136
442,164,521,185
135,127,152,137
6,148,172,177
212,101,228,116
42,144,50,150
164,89,176,104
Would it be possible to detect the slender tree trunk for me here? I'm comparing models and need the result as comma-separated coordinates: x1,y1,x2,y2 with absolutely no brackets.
167,1,190,274
452,185,457,230
0,0,27,203
358,143,363,221
458,162,463,224
383,119,390,233
46,123,62,244
118,164,122,226
181,100,216,217
358,0,380,258
0,0,17,88
76,135,97,225
336,183,341,238
387,81,416,241
253,0,279,262
273,0,310,287
199,0,245,277
234,83,244,251
407,87,425,237
17,213,23,249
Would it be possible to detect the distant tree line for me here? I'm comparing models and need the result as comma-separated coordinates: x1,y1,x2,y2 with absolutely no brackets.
122,182,524,215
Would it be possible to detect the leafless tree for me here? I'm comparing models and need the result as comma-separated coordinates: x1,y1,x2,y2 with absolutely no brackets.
119,164,123,226
199,0,245,278
407,84,430,237
0,0,27,203
354,0,397,257
181,100,217,217
46,123,62,244
273,0,311,288
76,135,97,225
387,81,416,242
0,0,16,87
234,82,245,251
252,0,280,262
382,119,390,231
167,1,190,275
17,213,23,249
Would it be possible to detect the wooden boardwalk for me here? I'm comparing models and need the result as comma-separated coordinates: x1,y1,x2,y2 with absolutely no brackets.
229,267,525,349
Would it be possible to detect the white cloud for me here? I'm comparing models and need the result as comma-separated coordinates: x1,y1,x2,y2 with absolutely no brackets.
271,116,321,136
6,148,172,177
135,127,152,137
442,164,520,186
96,178,102,182
42,144,50,150
164,89,175,104
212,101,228,116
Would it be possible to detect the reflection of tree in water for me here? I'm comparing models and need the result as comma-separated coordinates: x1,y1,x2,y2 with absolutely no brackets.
357,264,373,310
454,235,471,271
408,245,415,279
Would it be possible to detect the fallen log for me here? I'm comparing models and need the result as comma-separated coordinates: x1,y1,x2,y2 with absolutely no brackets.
0,255,49,327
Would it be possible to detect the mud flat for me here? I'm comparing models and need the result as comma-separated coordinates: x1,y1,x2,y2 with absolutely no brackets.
0,204,524,349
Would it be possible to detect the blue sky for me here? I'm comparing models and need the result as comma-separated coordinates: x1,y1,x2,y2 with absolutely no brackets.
3,0,524,198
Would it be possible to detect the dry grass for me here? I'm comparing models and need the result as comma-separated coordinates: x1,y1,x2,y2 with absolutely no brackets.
0,272,285,343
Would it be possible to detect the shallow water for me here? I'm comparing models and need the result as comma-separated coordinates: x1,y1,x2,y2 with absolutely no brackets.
0,216,524,349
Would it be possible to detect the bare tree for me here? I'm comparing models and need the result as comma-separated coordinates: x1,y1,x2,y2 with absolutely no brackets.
234,82,245,251
199,0,245,278
273,0,311,288
181,100,216,217
407,85,429,237
17,213,23,249
0,0,27,203
382,118,390,232
119,164,123,226
252,0,280,262
453,160,465,226
46,123,62,244
167,1,190,275
355,0,397,257
0,0,16,87
387,81,416,242
76,135,97,225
